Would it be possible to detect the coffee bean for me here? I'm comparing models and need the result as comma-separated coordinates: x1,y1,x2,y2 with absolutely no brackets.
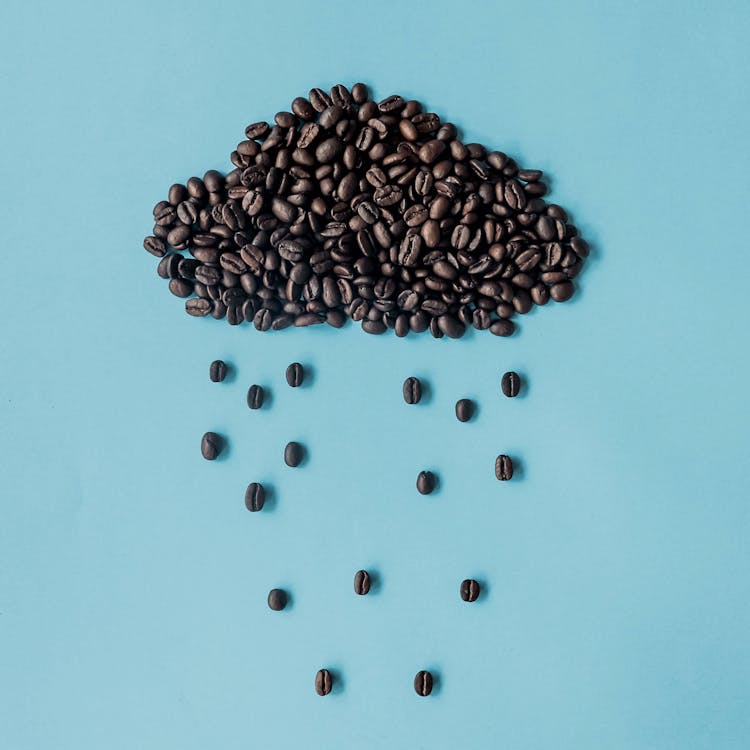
144,236,166,257
247,384,265,409
354,570,370,595
245,482,265,512
490,319,515,337
416,470,436,495
145,85,589,338
168,278,193,298
201,432,222,460
438,314,465,338
315,669,332,696
209,359,227,383
403,376,422,404
284,441,304,467
267,588,287,611
460,578,480,602
455,399,474,422
185,298,212,317
495,454,513,480
501,371,520,397
285,362,304,387
414,670,433,696
550,281,574,302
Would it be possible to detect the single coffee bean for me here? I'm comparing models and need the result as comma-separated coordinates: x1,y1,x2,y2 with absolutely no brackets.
168,278,193,298
267,588,287,611
490,319,515,337
495,454,514,481
315,669,332,696
354,570,371,595
501,371,521,397
414,670,433,696
247,384,265,409
144,236,166,257
285,362,304,387
438,314,465,338
284,441,304,467
416,470,436,495
550,280,574,302
455,399,474,422
209,359,227,383
185,298,212,317
403,376,422,404
460,578,481,602
201,432,222,460
245,482,265,512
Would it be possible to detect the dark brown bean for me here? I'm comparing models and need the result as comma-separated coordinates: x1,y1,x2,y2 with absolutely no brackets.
495,454,513,480
354,570,370,595
201,432,222,460
315,669,332,696
414,670,433,696
460,578,480,602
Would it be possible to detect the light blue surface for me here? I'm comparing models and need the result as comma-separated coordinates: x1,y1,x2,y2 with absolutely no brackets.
1,1,749,748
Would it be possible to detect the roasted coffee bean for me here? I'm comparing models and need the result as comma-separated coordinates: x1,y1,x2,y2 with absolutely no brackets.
185,298,212,316
550,280,574,302
495,454,514,480
354,570,371,595
168,278,193,298
157,253,181,279
247,384,265,409
245,482,265,512
209,359,227,383
284,441,304,467
267,588,287,611
455,398,474,422
403,376,422,404
285,362,304,387
414,670,433,696
501,371,520,397
144,236,166,257
201,432,222,460
460,578,480,602
145,85,588,337
490,319,515,337
438,314,465,338
315,669,332,696
416,470,436,495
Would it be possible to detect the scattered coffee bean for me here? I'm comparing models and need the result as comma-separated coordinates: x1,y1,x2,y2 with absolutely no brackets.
460,578,480,602
201,432,222,460
209,359,227,383
501,371,521,397
455,399,474,422
417,470,436,495
315,669,333,696
403,376,422,404
267,588,287,611
245,482,265,512
247,384,265,409
354,570,371,595
414,670,433,696
144,84,588,338
284,441,304,467
285,362,304,387
495,454,514,480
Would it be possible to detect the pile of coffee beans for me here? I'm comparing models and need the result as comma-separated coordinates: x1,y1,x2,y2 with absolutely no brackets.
145,83,588,338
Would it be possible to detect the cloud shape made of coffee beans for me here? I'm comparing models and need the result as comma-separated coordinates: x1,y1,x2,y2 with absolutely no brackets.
144,83,589,338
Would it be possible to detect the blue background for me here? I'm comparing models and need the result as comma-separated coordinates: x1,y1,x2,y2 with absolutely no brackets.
1,1,749,748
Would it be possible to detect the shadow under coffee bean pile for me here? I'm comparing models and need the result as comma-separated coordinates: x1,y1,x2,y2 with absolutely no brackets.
144,82,589,338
